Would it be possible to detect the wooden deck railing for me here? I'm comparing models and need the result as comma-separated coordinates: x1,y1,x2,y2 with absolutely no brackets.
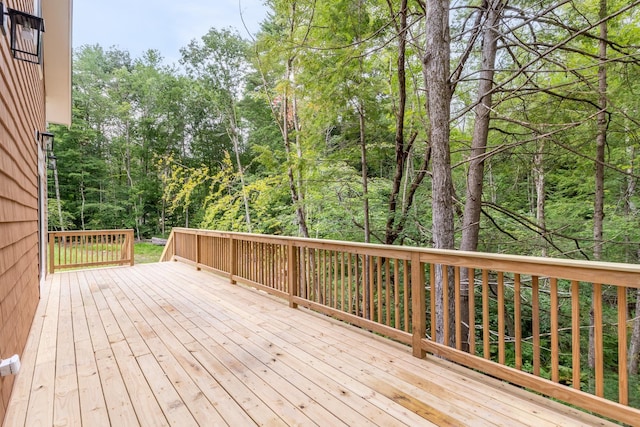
48,229,135,273
161,227,640,425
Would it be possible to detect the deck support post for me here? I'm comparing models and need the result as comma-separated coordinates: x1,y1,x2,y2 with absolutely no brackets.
288,243,298,308
411,252,426,359
229,236,237,284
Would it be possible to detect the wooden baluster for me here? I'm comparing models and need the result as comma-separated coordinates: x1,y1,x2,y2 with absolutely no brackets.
257,242,262,285
283,245,287,291
260,243,274,288
62,235,66,267
571,280,581,390
288,243,298,308
394,259,400,330
340,253,345,311
369,255,375,320
229,237,237,285
468,268,475,356
594,283,604,397
430,265,436,342
618,286,628,405
327,250,332,307
550,278,559,383
498,272,505,365
385,258,391,327
532,276,541,376
443,265,450,347
347,253,352,315
194,232,200,271
411,253,426,359
355,255,360,317
274,244,278,290
273,244,278,290
377,257,382,323
247,240,251,280
455,267,461,351
322,250,327,305
249,241,253,281
404,260,409,333
333,251,338,309
515,274,522,370
482,269,490,359
261,243,266,286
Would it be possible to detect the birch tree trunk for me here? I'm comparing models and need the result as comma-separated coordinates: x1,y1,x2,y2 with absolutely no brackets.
52,157,64,231
424,0,455,345
229,112,252,233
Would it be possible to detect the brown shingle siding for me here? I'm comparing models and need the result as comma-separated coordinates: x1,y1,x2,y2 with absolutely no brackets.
0,1,47,421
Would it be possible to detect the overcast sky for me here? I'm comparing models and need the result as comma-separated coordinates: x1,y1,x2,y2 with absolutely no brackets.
73,0,268,63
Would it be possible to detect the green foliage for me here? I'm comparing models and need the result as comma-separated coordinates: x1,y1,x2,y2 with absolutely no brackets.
47,199,75,230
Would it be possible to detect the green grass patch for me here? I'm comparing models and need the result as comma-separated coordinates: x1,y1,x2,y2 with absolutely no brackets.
135,242,165,264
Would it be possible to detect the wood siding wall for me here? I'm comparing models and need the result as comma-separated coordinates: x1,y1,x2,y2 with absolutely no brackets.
0,0,47,422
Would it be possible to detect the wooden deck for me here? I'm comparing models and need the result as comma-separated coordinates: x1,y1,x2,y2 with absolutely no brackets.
3,262,618,427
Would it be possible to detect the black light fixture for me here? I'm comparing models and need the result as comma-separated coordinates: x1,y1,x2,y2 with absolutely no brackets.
37,131,55,160
1,2,45,64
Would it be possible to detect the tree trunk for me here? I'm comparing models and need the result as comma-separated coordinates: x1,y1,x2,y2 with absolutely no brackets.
230,126,252,233
385,0,409,245
358,100,372,318
534,139,546,257
52,157,64,231
80,180,86,230
284,58,309,238
590,0,607,369
460,0,501,253
459,0,502,350
227,96,252,233
424,0,455,346
626,140,640,373
359,102,370,244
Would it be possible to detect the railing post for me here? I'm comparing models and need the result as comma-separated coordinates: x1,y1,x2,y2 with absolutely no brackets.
196,231,201,271
48,232,55,274
411,252,426,359
229,236,237,285
288,243,298,308
129,230,135,266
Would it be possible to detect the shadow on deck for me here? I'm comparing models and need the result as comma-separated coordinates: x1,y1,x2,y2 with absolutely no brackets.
3,262,618,426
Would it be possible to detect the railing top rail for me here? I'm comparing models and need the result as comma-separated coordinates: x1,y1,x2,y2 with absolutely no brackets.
171,227,640,287
49,229,133,236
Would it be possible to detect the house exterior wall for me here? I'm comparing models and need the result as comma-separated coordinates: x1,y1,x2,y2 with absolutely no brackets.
0,0,47,421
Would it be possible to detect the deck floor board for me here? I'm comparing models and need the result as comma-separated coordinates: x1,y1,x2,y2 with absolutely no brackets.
3,262,619,427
